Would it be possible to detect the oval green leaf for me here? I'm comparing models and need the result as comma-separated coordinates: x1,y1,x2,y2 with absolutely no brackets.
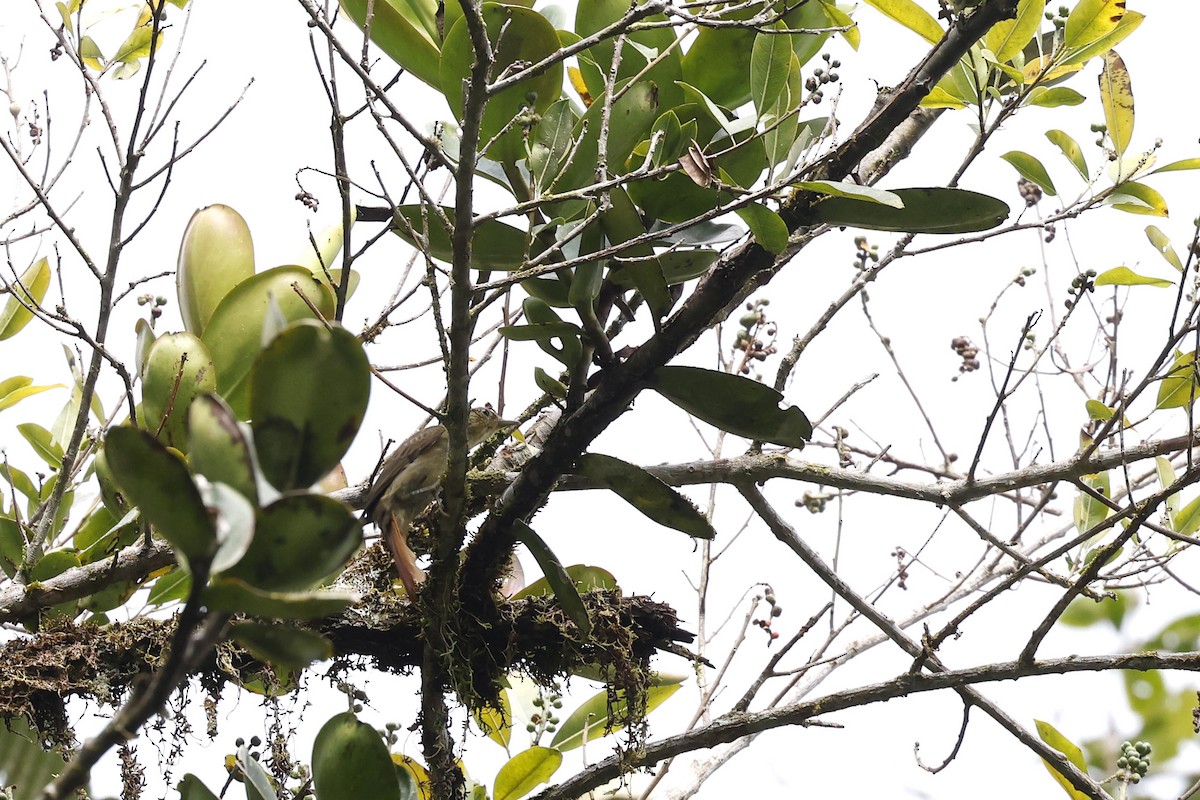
650,365,812,447
390,206,531,270
440,4,563,164
313,712,404,800
103,426,215,565
231,621,334,671
202,266,335,419
1157,351,1197,410
188,393,257,503
1000,151,1057,196
221,494,361,592
176,205,255,337
250,321,370,492
140,332,217,452
573,453,715,539
810,187,1009,234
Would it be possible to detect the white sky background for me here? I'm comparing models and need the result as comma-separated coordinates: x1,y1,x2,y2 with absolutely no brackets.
5,1,1200,798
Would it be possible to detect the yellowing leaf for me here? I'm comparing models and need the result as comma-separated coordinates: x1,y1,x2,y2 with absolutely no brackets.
1145,225,1183,272
1158,351,1197,410
1098,50,1134,157
860,0,943,45
1107,181,1166,217
0,256,51,340
1000,151,1057,196
1034,720,1091,800
1063,0,1125,53
985,0,1044,63
1046,130,1089,180
1093,266,1171,288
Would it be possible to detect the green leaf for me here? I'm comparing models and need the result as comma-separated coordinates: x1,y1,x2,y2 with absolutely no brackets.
1063,0,1125,52
1026,86,1085,108
340,0,442,89
440,4,563,164
795,180,903,208
735,203,789,254
550,682,681,751
512,564,617,600
1060,10,1142,67
1145,225,1183,272
573,453,715,539
494,747,562,800
1158,351,1198,410
203,578,358,619
0,718,67,800
176,205,255,337
0,257,51,341
473,690,512,749
575,0,683,108
221,494,361,592
984,0,1045,63
1059,591,1132,630
861,0,943,45
188,393,257,504
1033,720,1090,800
140,332,217,452
1073,472,1111,536
202,266,335,419
513,520,592,636
147,568,191,606
919,85,968,110
751,28,793,121
1150,157,1200,175
1098,51,1134,158
651,366,812,447
230,621,334,671
1045,130,1089,180
810,187,1009,233
250,322,370,492
178,774,220,800
16,423,62,468
313,711,404,800
1107,181,1166,217
103,426,215,566
1084,399,1113,422
999,151,1056,196
237,746,279,800
516,297,583,367
390,206,531,270
0,377,61,413
529,100,577,192
1093,266,1171,288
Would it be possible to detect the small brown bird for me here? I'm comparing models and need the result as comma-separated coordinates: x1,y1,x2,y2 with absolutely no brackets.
364,405,516,596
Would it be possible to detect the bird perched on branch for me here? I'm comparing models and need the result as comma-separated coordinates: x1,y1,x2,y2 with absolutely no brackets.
364,405,517,596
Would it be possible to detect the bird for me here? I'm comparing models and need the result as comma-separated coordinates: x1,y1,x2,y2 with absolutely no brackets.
363,405,517,596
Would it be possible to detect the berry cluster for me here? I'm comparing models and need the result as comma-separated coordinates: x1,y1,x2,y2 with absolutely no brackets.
526,682,563,741
1115,740,1152,784
1018,177,1043,208
804,53,840,105
950,336,980,374
137,293,168,324
1044,5,1069,30
852,235,880,271
752,586,783,644
733,298,777,374
1064,269,1096,310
